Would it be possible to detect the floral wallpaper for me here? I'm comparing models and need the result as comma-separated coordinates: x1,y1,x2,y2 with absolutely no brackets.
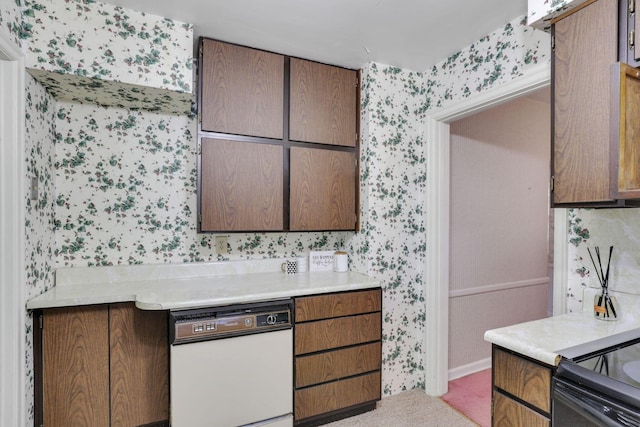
21,0,193,114
27,68,193,115
0,0,23,48
24,72,57,424
528,0,586,31
425,16,550,113
566,208,640,313
352,63,427,394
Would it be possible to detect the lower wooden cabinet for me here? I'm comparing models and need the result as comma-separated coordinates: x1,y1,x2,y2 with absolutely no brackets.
293,289,382,426
34,303,169,427
493,391,549,427
492,346,552,427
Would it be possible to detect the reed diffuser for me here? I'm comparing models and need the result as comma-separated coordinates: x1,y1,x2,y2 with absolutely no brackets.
587,246,619,321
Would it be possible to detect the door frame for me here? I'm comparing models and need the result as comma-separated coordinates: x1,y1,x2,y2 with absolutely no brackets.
423,62,567,396
0,33,26,426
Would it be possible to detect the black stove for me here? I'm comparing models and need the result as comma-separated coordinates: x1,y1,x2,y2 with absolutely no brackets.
554,329,640,426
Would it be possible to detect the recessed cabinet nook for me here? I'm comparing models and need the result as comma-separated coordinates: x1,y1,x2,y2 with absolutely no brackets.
552,0,640,207
197,38,360,232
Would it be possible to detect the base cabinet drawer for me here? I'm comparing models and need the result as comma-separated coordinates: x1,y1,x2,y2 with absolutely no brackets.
293,289,382,426
493,391,550,427
295,289,382,321
295,342,381,388
295,312,381,354
493,347,551,413
295,372,381,420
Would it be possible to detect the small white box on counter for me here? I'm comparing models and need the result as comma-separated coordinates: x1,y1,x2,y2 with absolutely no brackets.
309,251,334,271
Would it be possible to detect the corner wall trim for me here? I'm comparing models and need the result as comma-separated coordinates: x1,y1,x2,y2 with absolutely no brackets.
0,33,26,427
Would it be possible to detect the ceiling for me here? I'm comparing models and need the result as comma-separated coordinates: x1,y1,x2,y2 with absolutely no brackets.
102,0,528,72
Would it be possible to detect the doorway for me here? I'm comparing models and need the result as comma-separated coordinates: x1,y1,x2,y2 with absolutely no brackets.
423,63,571,396
448,89,551,379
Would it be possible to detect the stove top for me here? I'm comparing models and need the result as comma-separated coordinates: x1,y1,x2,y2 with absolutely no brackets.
556,327,640,411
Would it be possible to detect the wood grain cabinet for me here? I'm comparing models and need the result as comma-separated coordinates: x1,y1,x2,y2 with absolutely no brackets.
492,346,552,427
197,37,359,232
34,304,169,427
293,289,382,426
200,138,284,231
290,57,357,147
200,38,284,139
290,147,356,231
552,0,640,206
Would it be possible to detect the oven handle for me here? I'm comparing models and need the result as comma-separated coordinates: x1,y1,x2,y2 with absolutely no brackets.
554,378,640,427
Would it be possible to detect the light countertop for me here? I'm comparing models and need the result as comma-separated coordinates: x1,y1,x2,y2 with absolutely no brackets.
27,258,380,311
484,287,640,366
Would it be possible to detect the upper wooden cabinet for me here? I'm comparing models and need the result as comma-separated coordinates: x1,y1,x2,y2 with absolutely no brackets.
290,58,357,147
290,147,356,231
197,38,359,232
552,0,640,206
200,138,283,231
612,62,640,199
200,39,284,139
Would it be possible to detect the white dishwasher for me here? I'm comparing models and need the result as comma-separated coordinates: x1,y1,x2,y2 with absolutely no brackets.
169,300,293,427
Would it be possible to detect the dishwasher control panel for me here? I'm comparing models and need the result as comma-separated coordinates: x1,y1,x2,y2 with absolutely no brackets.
170,300,292,344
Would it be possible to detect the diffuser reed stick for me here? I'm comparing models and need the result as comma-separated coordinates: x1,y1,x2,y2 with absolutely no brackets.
587,246,617,320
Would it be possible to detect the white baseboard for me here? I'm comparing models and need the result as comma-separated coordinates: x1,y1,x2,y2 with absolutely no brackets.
448,357,491,381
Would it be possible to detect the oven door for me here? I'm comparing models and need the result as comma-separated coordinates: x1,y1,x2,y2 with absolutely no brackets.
553,361,640,427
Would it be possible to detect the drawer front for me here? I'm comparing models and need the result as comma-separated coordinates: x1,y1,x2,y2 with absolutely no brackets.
295,372,381,421
295,289,381,322
493,390,550,427
493,348,551,413
295,313,381,355
295,342,381,388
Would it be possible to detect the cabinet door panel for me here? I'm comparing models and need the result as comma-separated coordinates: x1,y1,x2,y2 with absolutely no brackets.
294,372,380,421
553,0,618,204
201,138,283,231
43,306,109,427
613,62,640,198
110,303,169,426
493,348,551,413
201,39,284,139
290,147,355,231
295,313,381,355
290,58,357,147
493,391,550,427
295,342,381,388
295,289,381,322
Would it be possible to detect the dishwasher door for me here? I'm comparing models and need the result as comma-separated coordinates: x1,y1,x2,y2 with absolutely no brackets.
170,328,293,427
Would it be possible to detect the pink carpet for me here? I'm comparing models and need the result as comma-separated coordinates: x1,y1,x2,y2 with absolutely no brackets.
441,369,492,427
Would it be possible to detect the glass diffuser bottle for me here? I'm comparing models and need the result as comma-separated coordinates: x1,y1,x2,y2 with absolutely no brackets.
588,245,619,321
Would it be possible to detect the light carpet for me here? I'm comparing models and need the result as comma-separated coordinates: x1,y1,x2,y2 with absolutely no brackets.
323,389,478,427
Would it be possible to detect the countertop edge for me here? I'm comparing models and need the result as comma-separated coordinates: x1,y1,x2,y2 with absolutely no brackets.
27,270,381,311
484,329,561,366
